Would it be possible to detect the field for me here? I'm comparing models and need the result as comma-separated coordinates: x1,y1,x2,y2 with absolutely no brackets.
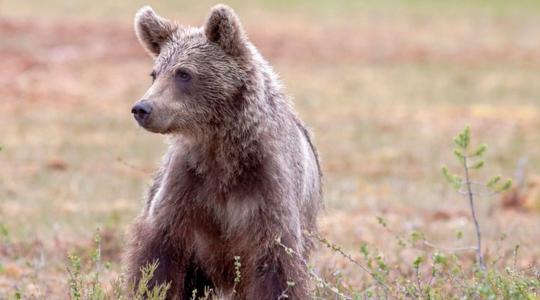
1,0,540,298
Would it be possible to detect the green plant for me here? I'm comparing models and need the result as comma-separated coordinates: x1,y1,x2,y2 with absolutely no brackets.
442,126,512,270
66,229,170,300
301,126,538,299
232,255,242,295
132,261,170,300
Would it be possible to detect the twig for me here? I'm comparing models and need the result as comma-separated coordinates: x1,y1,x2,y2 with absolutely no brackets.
275,237,353,300
115,156,152,174
463,155,486,271
306,231,391,299
422,240,477,252
415,265,422,297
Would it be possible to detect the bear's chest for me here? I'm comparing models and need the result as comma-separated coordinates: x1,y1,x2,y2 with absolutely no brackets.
147,164,264,234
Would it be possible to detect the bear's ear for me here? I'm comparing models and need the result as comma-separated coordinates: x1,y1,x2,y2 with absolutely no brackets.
204,5,248,57
134,6,177,57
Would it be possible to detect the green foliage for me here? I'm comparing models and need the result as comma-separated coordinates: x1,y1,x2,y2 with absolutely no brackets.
309,222,540,300
65,229,170,300
496,179,513,193
133,261,170,300
487,175,501,188
0,223,9,242
376,216,387,227
413,255,425,271
442,126,512,193
473,144,488,157
442,166,462,190
68,253,83,300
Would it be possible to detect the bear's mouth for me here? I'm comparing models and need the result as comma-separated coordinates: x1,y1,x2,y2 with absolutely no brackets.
137,121,163,134
134,116,148,127
133,115,155,132
134,117,173,135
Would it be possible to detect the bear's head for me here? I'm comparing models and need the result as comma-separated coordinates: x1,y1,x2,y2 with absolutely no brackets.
131,5,255,136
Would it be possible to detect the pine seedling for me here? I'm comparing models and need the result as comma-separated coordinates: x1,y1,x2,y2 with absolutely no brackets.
442,126,512,271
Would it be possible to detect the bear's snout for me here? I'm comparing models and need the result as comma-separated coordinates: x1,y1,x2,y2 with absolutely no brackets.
131,101,152,125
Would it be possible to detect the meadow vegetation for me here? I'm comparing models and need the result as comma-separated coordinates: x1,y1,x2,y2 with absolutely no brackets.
1,0,539,298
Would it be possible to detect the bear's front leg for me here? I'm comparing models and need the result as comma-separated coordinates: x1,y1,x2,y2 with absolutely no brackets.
237,250,310,300
125,219,186,299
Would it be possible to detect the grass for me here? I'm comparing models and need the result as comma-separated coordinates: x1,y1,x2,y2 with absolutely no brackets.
1,0,540,298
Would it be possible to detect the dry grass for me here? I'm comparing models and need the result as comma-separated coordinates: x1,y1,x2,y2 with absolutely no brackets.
1,1,539,298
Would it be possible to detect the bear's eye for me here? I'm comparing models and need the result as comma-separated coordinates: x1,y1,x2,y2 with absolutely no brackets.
150,71,157,83
175,69,192,82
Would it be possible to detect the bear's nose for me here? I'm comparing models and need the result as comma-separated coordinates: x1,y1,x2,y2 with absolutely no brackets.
131,101,153,123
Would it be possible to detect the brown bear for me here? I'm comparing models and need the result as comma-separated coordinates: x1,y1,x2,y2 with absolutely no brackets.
125,4,322,299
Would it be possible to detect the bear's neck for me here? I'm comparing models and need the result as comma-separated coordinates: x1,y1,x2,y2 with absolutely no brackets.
182,68,283,190
190,128,268,188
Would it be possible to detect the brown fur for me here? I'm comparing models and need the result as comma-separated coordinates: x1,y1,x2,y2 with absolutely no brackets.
125,4,322,299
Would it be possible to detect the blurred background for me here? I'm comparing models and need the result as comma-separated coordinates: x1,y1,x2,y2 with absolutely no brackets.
1,0,539,297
